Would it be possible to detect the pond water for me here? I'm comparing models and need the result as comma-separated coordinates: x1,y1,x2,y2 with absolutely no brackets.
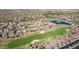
49,20,71,25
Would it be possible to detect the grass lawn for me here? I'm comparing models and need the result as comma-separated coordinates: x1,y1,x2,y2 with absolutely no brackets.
7,28,67,48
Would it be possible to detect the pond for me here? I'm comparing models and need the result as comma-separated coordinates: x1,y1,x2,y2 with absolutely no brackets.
49,20,71,25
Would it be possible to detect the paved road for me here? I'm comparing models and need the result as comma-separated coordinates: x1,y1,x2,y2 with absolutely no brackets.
59,38,79,49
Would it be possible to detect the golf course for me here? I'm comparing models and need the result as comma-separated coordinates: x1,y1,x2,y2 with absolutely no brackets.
7,28,68,48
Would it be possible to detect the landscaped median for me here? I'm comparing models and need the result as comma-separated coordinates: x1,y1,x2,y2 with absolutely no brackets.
7,28,67,48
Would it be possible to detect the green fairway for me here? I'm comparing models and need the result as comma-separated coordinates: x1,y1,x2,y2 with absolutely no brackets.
7,28,67,48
